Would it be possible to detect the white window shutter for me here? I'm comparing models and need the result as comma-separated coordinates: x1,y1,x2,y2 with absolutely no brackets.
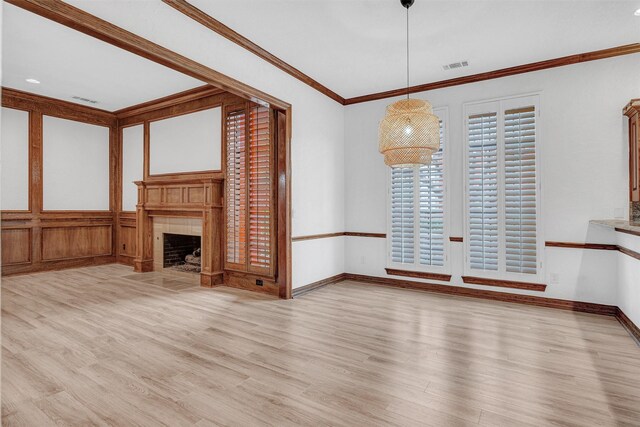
418,121,445,266
467,113,499,271
504,107,537,274
465,97,540,280
391,167,415,263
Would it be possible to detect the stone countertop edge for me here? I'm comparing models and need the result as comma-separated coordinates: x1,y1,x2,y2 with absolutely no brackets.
590,219,640,235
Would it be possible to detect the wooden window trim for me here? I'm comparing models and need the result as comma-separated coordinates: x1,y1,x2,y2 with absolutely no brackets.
462,275,547,292
385,268,451,282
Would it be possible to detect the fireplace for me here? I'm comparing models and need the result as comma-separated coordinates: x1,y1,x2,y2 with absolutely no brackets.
163,233,201,273
151,217,203,274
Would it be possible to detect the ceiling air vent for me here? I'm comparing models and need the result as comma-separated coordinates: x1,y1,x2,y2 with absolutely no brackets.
72,95,99,104
442,60,469,71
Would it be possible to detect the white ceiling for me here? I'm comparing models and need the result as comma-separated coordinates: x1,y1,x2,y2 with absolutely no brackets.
188,0,640,98
4,1,640,103
1,2,204,111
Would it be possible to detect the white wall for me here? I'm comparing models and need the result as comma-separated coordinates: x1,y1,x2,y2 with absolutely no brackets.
121,124,143,211
43,115,110,210
345,54,640,304
617,231,640,332
150,107,221,175
1,107,29,210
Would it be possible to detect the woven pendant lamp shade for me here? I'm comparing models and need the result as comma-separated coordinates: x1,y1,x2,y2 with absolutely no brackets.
379,98,440,167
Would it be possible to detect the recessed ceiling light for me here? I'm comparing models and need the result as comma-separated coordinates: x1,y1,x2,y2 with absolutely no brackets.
635,8,640,16
25,78,40,84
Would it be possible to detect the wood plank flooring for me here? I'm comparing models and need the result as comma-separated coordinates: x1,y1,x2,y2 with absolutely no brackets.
2,264,640,426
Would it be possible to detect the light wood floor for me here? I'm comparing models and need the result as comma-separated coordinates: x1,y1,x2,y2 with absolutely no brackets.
2,265,640,426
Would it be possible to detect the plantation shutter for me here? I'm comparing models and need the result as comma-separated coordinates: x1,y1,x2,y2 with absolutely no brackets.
248,106,272,272
418,121,445,266
504,107,537,274
226,110,247,265
467,112,499,271
391,167,415,263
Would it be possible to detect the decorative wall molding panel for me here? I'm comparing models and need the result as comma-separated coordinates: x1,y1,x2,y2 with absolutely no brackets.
1,89,118,276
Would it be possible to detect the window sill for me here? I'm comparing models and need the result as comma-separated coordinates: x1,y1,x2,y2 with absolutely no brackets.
385,268,451,282
462,276,547,292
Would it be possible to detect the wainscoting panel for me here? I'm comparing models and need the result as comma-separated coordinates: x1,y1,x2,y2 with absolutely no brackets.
42,225,112,261
119,224,137,258
1,228,31,265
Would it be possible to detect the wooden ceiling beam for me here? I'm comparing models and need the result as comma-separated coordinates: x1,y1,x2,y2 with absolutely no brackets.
113,84,225,118
162,0,345,105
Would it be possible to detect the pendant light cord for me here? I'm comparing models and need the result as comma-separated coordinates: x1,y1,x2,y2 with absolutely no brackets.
406,6,410,99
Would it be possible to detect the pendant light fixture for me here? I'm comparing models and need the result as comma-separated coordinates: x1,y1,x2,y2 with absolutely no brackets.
379,0,440,167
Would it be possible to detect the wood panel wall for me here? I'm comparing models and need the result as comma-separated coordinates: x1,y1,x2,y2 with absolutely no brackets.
115,86,245,268
1,88,118,275
1,87,240,275
1,86,291,298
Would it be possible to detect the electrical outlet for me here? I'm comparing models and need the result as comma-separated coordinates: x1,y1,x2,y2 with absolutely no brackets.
122,244,126,251
360,256,366,265
550,273,560,285
256,279,264,287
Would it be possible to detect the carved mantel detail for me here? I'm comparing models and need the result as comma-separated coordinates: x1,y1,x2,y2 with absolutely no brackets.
134,175,224,287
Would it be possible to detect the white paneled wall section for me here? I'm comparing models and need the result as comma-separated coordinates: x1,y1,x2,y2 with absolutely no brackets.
121,124,144,211
149,107,221,175
1,107,29,210
42,115,110,211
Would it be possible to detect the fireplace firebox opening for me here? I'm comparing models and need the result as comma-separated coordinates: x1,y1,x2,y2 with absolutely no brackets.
163,233,201,273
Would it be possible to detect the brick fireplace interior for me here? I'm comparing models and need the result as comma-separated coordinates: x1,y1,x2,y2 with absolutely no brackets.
163,233,201,273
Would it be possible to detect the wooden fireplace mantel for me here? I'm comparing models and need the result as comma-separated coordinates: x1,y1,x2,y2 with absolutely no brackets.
134,175,224,287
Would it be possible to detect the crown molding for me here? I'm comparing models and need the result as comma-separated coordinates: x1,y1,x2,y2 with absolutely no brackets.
344,43,640,105
2,87,117,126
114,84,224,118
6,1,638,110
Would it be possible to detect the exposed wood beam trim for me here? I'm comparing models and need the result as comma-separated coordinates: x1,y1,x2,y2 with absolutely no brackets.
545,241,640,260
344,43,640,105
292,232,344,242
292,273,347,298
343,273,615,316
344,232,386,238
385,268,451,282
162,0,345,105
615,227,640,238
545,241,619,250
618,245,640,261
114,84,224,118
118,91,242,128
2,87,116,126
616,308,640,345
291,231,387,241
449,236,463,242
6,0,290,111
461,276,547,292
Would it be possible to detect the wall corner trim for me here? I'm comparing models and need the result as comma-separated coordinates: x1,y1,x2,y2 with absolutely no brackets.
292,273,347,297
616,308,640,345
